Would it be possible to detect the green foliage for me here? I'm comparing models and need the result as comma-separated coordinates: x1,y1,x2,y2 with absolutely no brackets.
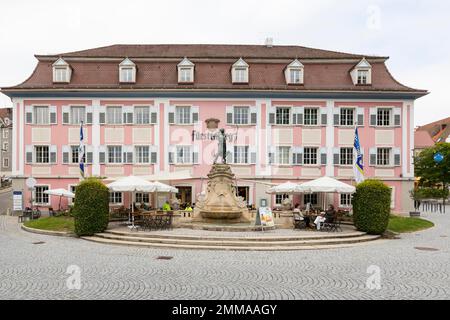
410,187,449,200
73,178,109,236
352,179,391,235
24,216,74,233
414,143,450,188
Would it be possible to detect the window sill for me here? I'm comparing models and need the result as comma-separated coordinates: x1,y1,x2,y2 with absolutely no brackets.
170,123,197,126
230,163,253,166
226,124,256,127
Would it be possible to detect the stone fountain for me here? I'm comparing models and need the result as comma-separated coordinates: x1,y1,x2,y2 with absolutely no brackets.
193,129,251,223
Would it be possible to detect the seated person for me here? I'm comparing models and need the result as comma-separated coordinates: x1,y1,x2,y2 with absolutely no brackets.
293,204,303,219
185,203,193,212
314,212,326,230
324,204,336,222
162,201,172,211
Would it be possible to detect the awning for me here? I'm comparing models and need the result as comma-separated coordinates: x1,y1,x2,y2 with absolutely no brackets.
297,176,355,193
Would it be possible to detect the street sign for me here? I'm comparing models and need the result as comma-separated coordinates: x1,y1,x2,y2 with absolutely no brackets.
13,191,23,211
434,152,444,163
26,177,37,189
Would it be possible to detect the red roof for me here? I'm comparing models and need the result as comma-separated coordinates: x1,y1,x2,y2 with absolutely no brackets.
1,44,427,95
414,130,435,148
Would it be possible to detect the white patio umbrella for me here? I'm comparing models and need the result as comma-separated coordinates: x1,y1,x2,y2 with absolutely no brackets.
150,181,178,209
266,181,302,194
44,188,75,211
297,176,355,210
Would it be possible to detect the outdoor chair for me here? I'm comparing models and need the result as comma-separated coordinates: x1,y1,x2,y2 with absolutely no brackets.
293,213,306,230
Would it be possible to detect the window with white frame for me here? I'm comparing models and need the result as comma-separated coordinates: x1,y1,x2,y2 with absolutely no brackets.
35,186,49,204
71,106,85,125
377,108,391,126
135,146,150,163
304,193,318,206
357,70,369,84
106,107,122,124
3,129,8,139
3,142,8,152
340,193,352,207
233,107,249,125
71,146,85,164
304,108,318,125
135,193,150,204
303,147,318,165
234,68,247,83
340,108,354,126
109,192,122,204
340,147,353,166
276,146,290,165
276,107,290,125
35,146,49,163
377,148,391,166
107,146,122,163
34,106,49,125
176,146,191,164
176,106,191,124
290,69,301,84
275,194,289,205
3,158,9,168
54,67,69,83
134,107,150,124
179,68,193,82
120,67,134,83
233,146,249,164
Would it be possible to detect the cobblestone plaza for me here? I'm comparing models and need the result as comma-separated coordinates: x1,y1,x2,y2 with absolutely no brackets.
0,210,449,300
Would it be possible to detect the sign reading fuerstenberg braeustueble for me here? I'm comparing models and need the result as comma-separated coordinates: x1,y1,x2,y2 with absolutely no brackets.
191,130,237,142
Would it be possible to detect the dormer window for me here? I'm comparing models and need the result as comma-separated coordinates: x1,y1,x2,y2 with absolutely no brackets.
351,58,372,85
52,58,71,83
177,57,194,83
285,59,304,85
231,58,249,83
119,58,136,83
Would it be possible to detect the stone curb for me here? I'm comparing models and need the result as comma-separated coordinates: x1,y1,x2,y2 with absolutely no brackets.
0,187,12,194
21,224,77,237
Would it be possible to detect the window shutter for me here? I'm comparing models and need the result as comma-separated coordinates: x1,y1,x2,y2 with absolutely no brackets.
127,112,133,124
369,148,377,166
126,152,133,163
50,112,57,124
99,112,106,124
357,114,364,126
86,112,93,124
297,113,303,125
86,152,93,164
370,108,377,126
394,114,401,126
63,151,69,164
320,148,327,165
269,113,275,124
62,112,69,124
168,112,175,124
150,152,157,164
333,114,340,126
150,112,158,124
26,112,33,124
227,112,233,125
268,152,274,164
292,113,297,125
192,151,199,164
296,152,303,165
192,112,199,124
394,148,401,166
250,151,256,164
99,152,106,164
50,146,57,164
168,151,174,164
250,113,257,125
321,113,327,125
333,148,340,165
26,145,33,163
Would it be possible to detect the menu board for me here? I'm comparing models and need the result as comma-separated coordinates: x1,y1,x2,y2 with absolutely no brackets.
258,207,274,227
13,191,23,211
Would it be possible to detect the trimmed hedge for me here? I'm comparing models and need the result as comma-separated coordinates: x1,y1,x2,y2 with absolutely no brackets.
352,179,391,235
73,178,109,236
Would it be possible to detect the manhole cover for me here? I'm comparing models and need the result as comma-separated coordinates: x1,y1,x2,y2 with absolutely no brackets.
32,241,45,245
414,247,439,251
156,256,173,260
440,235,448,238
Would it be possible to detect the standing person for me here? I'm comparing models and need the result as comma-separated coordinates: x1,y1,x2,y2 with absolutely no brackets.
162,201,172,211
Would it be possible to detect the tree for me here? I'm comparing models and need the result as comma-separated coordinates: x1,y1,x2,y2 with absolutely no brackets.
414,143,450,192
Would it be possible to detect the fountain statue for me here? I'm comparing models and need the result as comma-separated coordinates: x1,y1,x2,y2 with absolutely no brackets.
193,128,250,223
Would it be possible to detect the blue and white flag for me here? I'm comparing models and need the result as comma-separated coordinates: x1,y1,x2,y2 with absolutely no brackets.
353,127,365,184
79,122,85,178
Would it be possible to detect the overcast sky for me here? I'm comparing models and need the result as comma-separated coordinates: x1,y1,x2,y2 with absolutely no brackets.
0,0,449,126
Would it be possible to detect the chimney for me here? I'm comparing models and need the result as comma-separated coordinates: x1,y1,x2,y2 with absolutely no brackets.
265,37,273,48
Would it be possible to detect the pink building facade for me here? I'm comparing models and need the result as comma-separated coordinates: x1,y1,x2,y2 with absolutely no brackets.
1,44,427,213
